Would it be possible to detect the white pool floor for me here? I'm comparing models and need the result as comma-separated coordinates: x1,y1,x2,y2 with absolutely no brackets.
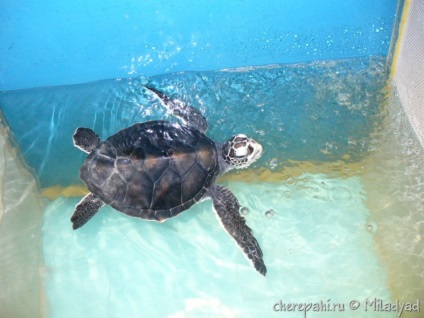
42,174,395,318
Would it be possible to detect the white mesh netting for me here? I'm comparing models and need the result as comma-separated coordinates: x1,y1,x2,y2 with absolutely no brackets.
393,0,424,146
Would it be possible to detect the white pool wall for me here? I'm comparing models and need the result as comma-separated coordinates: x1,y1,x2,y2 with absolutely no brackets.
0,113,44,318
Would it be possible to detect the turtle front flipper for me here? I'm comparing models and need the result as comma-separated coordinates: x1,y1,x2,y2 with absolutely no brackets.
144,85,208,133
73,127,101,154
210,185,267,276
71,193,105,230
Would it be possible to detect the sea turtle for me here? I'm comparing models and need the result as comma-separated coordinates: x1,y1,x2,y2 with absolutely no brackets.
71,86,266,275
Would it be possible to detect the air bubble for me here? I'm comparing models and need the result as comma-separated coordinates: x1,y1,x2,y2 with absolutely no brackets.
239,206,249,216
286,175,296,186
366,222,377,233
265,209,276,218
329,186,353,202
283,190,292,199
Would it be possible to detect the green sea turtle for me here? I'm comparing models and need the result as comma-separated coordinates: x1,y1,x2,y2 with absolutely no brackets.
71,86,266,275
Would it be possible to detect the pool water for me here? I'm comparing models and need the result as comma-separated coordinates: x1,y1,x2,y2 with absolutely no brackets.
42,177,389,318
0,56,386,187
1,56,423,317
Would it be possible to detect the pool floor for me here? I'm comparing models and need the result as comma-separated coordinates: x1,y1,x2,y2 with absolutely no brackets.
42,176,393,318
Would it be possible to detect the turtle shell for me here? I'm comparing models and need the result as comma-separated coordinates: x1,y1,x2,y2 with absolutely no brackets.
79,120,219,221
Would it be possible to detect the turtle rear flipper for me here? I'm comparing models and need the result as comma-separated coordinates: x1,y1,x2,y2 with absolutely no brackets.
73,127,101,153
145,85,208,133
71,193,105,229
210,185,267,276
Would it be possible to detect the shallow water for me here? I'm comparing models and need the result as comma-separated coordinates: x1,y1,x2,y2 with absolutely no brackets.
43,177,391,318
1,56,423,317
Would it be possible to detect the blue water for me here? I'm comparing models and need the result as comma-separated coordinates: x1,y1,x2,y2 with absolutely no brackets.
0,57,387,188
0,1,410,316
1,56,400,317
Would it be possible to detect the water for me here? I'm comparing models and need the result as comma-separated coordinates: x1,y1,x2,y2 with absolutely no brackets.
1,56,423,317
0,56,386,187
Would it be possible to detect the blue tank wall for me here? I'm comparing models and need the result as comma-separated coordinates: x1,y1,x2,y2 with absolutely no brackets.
0,0,397,91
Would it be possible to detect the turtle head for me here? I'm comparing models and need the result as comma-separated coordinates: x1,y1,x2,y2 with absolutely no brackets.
222,134,263,169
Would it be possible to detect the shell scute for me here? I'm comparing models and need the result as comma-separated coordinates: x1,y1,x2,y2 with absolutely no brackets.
80,121,218,220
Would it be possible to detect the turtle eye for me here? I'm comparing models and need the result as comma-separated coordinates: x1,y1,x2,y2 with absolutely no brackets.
234,144,248,157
